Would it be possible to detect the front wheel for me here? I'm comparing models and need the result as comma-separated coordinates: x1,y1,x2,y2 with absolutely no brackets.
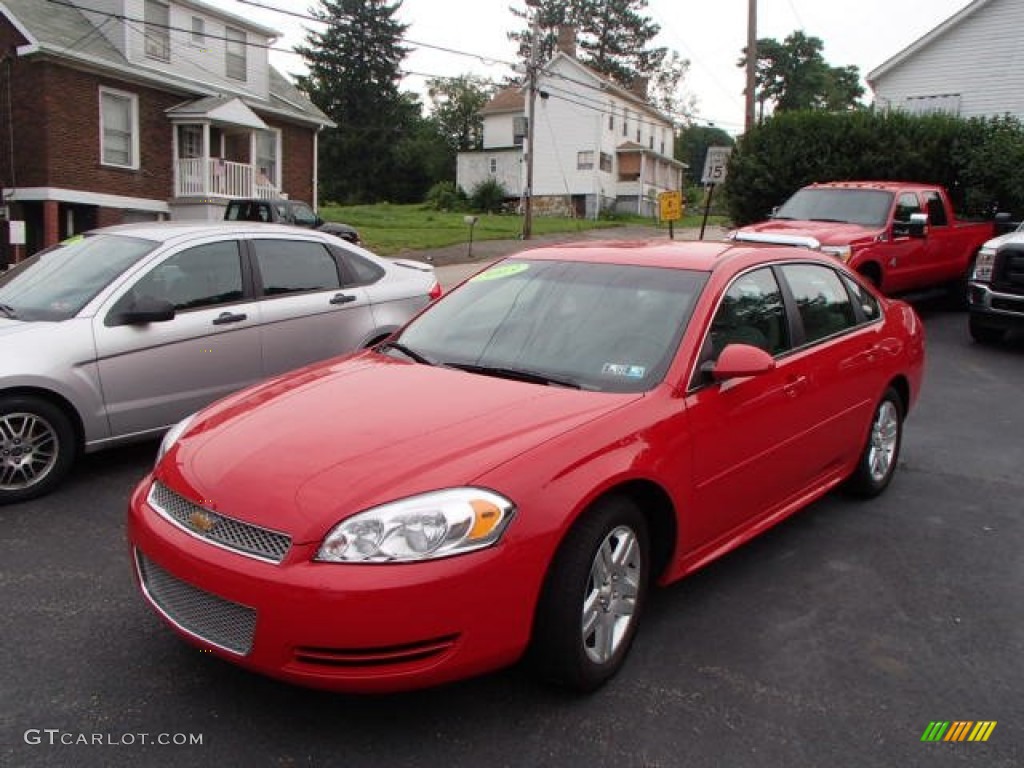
0,396,76,505
845,387,903,498
530,496,650,692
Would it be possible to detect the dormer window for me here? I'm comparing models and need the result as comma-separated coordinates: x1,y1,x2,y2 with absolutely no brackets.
226,27,247,81
144,0,170,62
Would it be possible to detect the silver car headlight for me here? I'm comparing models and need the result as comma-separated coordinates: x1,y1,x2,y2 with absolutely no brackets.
820,245,852,262
317,488,515,563
972,248,995,282
155,413,197,466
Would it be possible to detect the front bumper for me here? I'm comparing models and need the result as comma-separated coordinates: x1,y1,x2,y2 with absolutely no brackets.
968,283,1024,332
127,476,541,693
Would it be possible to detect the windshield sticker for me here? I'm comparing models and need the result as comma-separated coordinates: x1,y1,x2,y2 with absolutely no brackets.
602,363,646,379
471,263,530,282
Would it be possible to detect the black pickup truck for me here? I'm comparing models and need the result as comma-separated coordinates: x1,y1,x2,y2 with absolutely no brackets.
224,198,361,245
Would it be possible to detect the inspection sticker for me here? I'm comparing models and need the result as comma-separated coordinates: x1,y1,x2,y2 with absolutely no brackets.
602,363,646,378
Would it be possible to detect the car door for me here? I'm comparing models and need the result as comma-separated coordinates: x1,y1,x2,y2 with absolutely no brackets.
93,238,263,437
683,266,812,547
249,236,376,378
886,191,930,292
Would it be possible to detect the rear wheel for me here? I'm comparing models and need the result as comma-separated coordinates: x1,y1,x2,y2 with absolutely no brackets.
845,387,903,498
0,396,76,505
969,316,1006,344
530,496,650,692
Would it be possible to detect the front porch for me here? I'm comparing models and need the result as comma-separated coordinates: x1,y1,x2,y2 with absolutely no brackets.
174,157,279,199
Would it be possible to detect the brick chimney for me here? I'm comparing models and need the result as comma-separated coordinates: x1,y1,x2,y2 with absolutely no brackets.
630,77,649,100
556,26,576,58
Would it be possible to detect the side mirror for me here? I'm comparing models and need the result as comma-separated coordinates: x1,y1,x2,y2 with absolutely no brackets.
107,295,176,327
908,212,928,238
710,343,775,381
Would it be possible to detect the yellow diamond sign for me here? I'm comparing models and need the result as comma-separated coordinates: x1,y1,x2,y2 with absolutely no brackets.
658,191,683,222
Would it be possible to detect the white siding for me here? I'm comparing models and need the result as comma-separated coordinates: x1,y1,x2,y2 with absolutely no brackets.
122,0,271,100
457,149,522,197
872,0,1024,118
482,113,519,149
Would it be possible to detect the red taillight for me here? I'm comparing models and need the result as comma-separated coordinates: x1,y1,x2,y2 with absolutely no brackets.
428,280,443,301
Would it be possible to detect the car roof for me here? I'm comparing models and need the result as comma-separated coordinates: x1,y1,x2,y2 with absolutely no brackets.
509,238,835,274
804,181,939,193
87,221,317,243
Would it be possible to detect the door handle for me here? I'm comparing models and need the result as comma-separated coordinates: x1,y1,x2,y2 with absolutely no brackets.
330,293,357,305
212,311,247,325
783,375,808,398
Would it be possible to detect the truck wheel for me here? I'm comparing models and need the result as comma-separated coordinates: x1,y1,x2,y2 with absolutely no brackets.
530,496,650,692
0,395,77,504
858,265,882,289
969,316,1005,344
845,387,903,498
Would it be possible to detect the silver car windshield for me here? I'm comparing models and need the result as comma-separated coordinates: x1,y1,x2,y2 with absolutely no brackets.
396,259,707,393
0,234,158,321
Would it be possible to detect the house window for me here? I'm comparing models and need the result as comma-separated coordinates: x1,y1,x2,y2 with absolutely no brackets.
513,116,527,146
191,17,206,46
622,109,628,137
144,0,170,61
255,130,279,187
577,150,595,170
636,127,641,142
649,135,654,149
488,157,497,174
99,87,139,169
608,112,614,131
226,27,247,81
178,125,202,159
599,152,612,173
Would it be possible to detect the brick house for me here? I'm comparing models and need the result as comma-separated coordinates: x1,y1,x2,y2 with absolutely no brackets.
0,0,332,260
456,31,684,219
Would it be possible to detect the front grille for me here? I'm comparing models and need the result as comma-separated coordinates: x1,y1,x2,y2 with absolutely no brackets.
993,245,1024,294
293,635,459,668
149,482,291,564
136,551,256,655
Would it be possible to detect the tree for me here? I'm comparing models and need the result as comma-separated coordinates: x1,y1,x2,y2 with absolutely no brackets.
676,125,735,187
427,75,494,153
649,50,696,123
295,0,411,204
509,0,665,87
738,31,864,120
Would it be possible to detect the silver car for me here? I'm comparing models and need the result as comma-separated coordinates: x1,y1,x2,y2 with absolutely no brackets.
0,222,439,503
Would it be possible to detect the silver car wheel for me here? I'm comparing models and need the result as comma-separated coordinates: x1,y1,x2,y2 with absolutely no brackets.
581,524,642,664
867,400,900,483
0,411,59,490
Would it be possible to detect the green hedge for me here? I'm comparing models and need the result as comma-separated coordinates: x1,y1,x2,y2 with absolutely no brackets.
723,110,1024,225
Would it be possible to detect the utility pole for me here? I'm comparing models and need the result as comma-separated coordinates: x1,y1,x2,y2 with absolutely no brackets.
522,12,540,240
745,0,757,134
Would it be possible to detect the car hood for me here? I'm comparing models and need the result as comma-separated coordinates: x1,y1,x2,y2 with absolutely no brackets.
0,317,36,338
160,353,640,543
739,220,880,245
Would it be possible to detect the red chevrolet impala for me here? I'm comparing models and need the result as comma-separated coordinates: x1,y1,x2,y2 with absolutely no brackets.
128,240,925,693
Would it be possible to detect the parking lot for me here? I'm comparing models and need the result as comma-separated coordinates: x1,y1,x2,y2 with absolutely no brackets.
2,298,1022,768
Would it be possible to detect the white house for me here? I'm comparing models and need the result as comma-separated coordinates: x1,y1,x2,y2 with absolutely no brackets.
457,38,684,219
868,0,1024,118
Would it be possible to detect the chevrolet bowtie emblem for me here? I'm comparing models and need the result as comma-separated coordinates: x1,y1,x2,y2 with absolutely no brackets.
188,510,217,533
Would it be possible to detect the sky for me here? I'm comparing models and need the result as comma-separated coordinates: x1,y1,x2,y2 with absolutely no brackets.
204,0,975,135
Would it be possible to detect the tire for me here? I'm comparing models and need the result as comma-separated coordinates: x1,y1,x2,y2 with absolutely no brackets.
969,316,1006,344
845,387,903,498
530,496,650,692
0,395,77,505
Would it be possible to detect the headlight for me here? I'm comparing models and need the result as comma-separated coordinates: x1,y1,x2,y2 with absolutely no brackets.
821,245,852,262
972,248,995,282
155,413,197,466
317,488,515,563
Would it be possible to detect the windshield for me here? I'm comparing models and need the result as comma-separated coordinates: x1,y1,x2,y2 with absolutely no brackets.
0,234,158,321
775,188,893,227
395,259,707,393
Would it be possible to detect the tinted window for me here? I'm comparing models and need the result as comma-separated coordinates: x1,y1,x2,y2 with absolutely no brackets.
781,264,858,344
923,191,948,226
291,204,319,227
121,241,243,312
774,188,893,227
708,267,789,359
252,240,341,296
842,275,881,323
343,251,385,285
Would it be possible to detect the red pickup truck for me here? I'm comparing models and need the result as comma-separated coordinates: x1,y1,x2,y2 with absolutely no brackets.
731,182,1006,296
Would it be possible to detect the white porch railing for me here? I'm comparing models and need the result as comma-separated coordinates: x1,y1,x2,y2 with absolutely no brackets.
175,158,280,199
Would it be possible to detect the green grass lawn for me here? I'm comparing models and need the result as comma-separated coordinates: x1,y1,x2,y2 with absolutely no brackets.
319,203,727,255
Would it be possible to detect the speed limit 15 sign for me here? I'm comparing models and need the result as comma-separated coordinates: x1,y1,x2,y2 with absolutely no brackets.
701,146,733,185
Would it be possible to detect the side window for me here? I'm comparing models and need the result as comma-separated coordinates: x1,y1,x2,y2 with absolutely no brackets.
252,239,341,296
781,264,858,344
340,250,385,285
292,204,319,227
893,193,921,223
120,241,244,312
708,268,789,360
923,191,948,226
842,275,881,323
